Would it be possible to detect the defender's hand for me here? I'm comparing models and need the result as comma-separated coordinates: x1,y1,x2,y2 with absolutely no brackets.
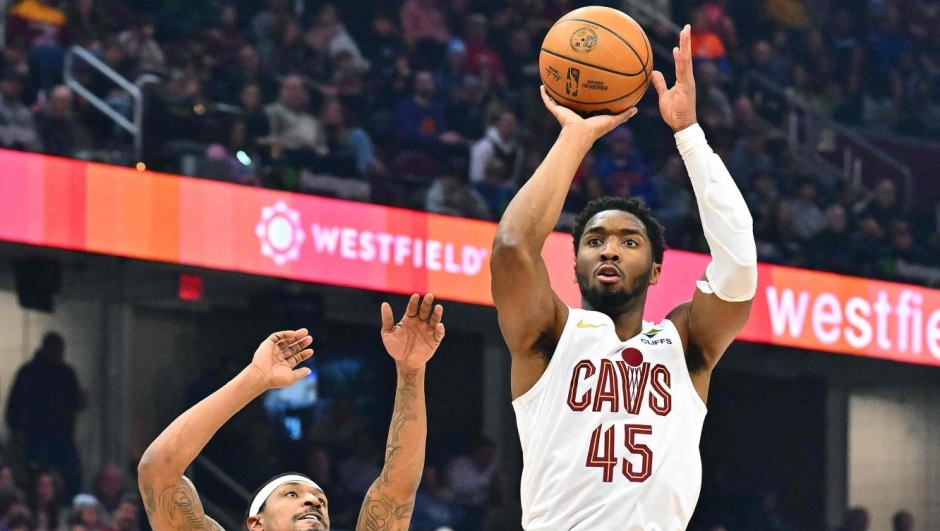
540,85,637,142
651,25,698,132
250,329,313,389
381,294,445,372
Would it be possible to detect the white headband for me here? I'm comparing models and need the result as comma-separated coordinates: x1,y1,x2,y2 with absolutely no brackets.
249,475,322,516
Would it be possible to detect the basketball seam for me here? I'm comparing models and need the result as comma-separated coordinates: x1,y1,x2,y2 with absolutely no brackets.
544,77,649,106
555,17,650,70
540,48,646,77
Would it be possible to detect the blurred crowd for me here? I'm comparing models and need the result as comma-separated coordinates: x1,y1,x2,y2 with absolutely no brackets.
1,0,940,291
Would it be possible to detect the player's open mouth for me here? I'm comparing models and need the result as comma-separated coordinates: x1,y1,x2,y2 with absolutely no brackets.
297,513,322,524
596,264,622,284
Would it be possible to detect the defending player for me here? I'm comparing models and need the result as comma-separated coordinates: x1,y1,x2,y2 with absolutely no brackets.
137,294,445,531
491,26,756,530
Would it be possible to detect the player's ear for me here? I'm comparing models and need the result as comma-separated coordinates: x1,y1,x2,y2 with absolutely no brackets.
649,263,662,286
247,515,263,531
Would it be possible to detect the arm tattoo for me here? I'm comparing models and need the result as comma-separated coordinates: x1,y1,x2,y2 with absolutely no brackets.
355,371,420,531
355,489,414,531
378,370,418,486
141,477,223,531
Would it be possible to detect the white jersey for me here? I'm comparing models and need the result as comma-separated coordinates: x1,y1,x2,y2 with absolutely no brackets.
513,307,707,531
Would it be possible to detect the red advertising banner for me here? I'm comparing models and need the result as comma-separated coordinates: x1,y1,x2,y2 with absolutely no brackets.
2,149,940,366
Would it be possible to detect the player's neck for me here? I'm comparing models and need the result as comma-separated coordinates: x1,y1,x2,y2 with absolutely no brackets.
582,295,647,341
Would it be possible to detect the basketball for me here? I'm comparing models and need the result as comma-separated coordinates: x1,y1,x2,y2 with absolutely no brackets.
539,6,653,116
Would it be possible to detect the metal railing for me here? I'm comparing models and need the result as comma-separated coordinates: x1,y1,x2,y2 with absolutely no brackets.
63,45,146,161
619,0,913,208
187,455,253,531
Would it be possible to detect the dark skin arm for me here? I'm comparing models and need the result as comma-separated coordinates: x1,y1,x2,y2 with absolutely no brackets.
138,330,314,531
654,26,754,401
491,88,636,400
355,294,445,531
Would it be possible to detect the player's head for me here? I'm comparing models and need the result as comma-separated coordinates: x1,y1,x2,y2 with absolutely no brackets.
246,473,329,531
572,197,665,316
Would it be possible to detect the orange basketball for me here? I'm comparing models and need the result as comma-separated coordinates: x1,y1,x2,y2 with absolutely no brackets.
539,6,653,116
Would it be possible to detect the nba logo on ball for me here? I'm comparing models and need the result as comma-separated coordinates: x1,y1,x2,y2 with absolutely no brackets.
566,67,580,96
569,26,597,54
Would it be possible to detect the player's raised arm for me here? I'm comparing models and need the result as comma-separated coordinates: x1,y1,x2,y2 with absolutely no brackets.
355,294,445,531
137,330,313,531
653,26,756,381
491,88,637,399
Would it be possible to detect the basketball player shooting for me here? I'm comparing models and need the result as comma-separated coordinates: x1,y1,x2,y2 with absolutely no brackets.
137,294,446,531
491,26,756,530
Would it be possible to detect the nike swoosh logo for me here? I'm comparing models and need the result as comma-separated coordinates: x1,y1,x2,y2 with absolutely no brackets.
577,320,607,329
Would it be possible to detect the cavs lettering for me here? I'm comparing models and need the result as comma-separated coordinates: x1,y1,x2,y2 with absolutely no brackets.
514,308,705,528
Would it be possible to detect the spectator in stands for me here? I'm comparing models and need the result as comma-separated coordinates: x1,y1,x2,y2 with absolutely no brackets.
728,130,773,191
0,489,30,529
204,119,262,185
314,4,369,73
838,507,871,531
696,61,734,130
359,11,403,81
850,215,893,279
859,178,903,223
109,496,138,531
0,467,17,494
63,0,113,51
28,473,64,531
5,333,86,498
6,0,67,92
411,465,461,531
116,18,165,75
805,205,855,275
788,179,826,241
750,40,788,86
214,45,278,105
591,126,655,205
70,495,110,531
652,155,694,246
6,514,34,531
90,464,125,513
447,438,497,531
399,0,450,67
892,510,914,531
298,446,355,529
395,70,465,159
461,14,506,89
319,96,374,177
337,433,383,499
264,74,344,175
435,39,470,103
202,5,246,66
36,85,78,158
0,72,41,151
426,158,491,220
239,84,270,158
469,109,523,188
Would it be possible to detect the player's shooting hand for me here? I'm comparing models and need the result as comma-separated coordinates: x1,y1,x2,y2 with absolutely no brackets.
539,85,637,142
651,25,698,133
250,329,313,389
381,293,445,372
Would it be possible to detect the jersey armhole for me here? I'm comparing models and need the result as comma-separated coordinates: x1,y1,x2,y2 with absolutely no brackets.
662,318,708,415
511,307,578,407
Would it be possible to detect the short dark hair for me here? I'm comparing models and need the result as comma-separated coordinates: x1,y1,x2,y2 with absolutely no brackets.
572,196,666,264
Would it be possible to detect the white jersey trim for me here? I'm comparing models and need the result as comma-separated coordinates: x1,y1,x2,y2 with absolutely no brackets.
661,318,708,414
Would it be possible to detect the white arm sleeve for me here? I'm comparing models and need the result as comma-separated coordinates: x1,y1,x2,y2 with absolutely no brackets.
675,124,758,302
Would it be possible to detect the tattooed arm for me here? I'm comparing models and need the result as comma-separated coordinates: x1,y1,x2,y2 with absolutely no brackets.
138,330,314,531
356,294,445,531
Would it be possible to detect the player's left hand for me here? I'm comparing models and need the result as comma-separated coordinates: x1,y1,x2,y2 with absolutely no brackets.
651,24,698,133
381,293,445,372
